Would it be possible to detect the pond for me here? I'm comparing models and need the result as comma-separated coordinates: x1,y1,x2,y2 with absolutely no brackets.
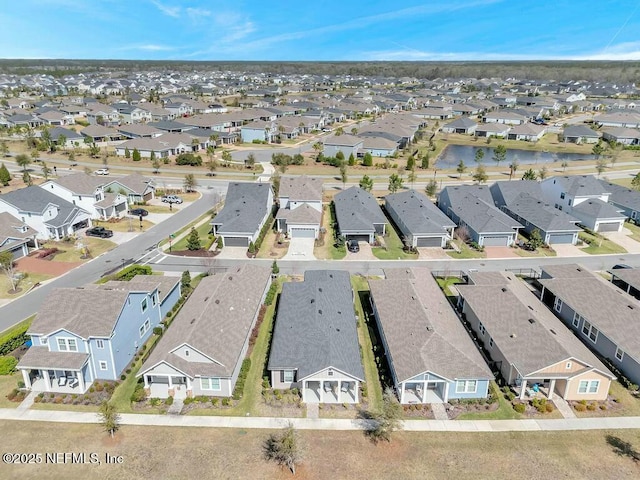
436,144,596,168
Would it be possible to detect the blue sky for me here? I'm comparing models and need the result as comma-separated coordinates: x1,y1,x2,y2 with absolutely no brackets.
2,0,640,61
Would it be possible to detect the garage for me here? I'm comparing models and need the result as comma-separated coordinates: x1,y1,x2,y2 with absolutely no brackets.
290,228,316,239
346,234,371,243
223,236,249,247
481,235,510,247
596,222,622,232
143,191,154,202
416,236,443,247
8,245,27,260
547,233,575,244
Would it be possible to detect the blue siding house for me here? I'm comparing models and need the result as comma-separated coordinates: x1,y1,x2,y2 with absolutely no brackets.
17,275,180,394
368,268,492,404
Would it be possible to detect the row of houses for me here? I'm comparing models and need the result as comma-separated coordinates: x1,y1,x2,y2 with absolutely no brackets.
19,262,638,407
0,173,154,257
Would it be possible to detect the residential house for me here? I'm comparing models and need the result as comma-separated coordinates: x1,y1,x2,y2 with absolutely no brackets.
80,124,123,142
506,123,546,142
474,123,511,138
241,120,278,143
18,276,181,394
601,127,640,146
609,267,640,301
562,125,601,144
593,112,640,128
361,136,398,157
334,186,386,243
105,173,156,204
541,175,626,232
539,264,640,387
138,265,271,399
438,185,523,247
116,124,163,139
368,268,492,404
599,180,640,223
385,189,456,248
40,173,128,220
113,134,193,158
483,110,528,125
457,271,613,401
268,270,364,404
322,134,363,158
46,126,84,149
441,117,478,135
275,176,322,239
0,186,91,240
211,182,273,247
0,212,39,259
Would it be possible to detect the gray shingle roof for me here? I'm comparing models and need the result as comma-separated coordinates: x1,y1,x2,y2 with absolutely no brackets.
334,186,386,234
553,175,609,197
107,173,154,195
368,268,492,382
490,180,544,206
140,265,271,379
275,203,321,225
563,125,600,138
48,172,106,195
385,189,455,235
539,264,640,359
456,272,612,378
599,180,640,212
609,268,640,293
572,198,625,219
212,182,272,235
444,117,477,129
17,346,90,370
0,212,37,245
0,186,89,228
503,193,582,232
97,275,179,303
278,176,322,202
268,270,364,380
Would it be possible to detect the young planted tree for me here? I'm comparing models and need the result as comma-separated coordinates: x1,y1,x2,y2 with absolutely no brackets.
421,152,430,169
362,152,373,167
367,388,403,444
425,179,438,198
359,174,374,192
509,156,520,180
348,152,356,166
15,153,31,172
124,147,131,159
492,144,507,167
132,148,141,162
183,173,197,192
592,142,604,159
98,401,121,439
339,161,348,189
152,157,161,174
472,164,488,183
206,159,218,176
245,153,256,169
272,171,281,198
408,169,417,188
474,148,485,164
221,150,232,166
0,251,20,292
631,172,640,191
181,270,191,290
521,168,537,180
41,161,51,180
0,163,11,186
388,173,404,193
150,150,156,164
526,228,544,251
595,158,607,177
186,227,201,251
271,260,279,275
89,143,100,158
538,166,549,180
561,160,569,172
263,423,305,475
456,159,466,178
406,155,415,171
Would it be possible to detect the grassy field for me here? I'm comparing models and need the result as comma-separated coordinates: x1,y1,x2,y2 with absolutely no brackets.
0,272,53,300
169,220,213,252
158,211,214,249
372,224,418,260
314,205,346,260
457,382,522,420
94,218,155,232
446,240,486,259
256,230,288,259
579,231,627,255
0,373,21,408
43,237,117,262
625,221,640,242
2,420,640,479
351,276,383,411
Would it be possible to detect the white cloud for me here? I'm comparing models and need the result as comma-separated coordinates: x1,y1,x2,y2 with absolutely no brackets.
579,41,640,60
150,0,180,18
117,44,177,52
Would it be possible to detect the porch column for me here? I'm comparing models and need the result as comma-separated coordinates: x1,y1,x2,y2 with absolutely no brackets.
320,381,324,403
400,383,405,404
77,370,85,393
444,382,450,403
43,370,51,391
21,369,31,389
301,381,306,403
354,382,359,403
548,379,556,400
422,381,427,403
144,375,149,388
519,379,528,400
186,377,192,393
168,376,173,389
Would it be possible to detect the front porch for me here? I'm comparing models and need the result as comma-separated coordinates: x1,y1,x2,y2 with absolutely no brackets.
516,379,556,400
23,369,90,394
302,380,358,404
143,373,190,399
401,381,447,404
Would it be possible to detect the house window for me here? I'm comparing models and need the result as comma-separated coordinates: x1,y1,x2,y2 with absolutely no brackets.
57,338,78,352
141,298,148,313
96,339,104,349
99,361,108,371
572,313,582,328
566,362,572,369
578,380,600,394
41,337,48,345
553,297,563,313
560,192,565,199
558,205,562,211
615,347,624,362
581,321,599,343
139,319,150,338
283,371,295,383
201,378,221,390
478,322,486,336
455,380,478,394
185,349,190,357
568,200,572,206
328,370,334,377
151,294,157,307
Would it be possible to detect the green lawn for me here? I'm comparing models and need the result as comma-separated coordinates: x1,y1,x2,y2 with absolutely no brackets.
170,220,213,251
314,205,346,260
579,232,627,255
43,236,116,262
159,210,214,249
372,224,418,260
187,278,283,416
457,382,523,420
624,221,640,242
446,240,486,259
436,276,464,297
30,402,99,412
0,373,21,408
351,276,383,411
0,273,53,300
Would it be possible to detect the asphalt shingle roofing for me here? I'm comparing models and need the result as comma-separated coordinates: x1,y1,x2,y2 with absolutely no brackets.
334,186,386,234
268,270,364,381
368,268,491,382
0,186,87,227
504,193,582,232
212,182,272,234
385,189,455,235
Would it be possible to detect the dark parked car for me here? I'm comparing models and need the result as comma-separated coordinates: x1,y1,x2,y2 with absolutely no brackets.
86,226,113,238
347,240,360,253
129,208,148,217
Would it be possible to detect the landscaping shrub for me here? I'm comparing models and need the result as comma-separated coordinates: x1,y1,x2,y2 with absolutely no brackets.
0,355,18,375
264,282,278,306
222,397,231,406
183,397,193,405
114,264,152,281
0,322,30,356
153,326,163,336
175,153,203,166
211,397,219,406
586,402,597,411
130,383,146,403
165,396,173,406
545,403,554,413
232,358,251,400
574,403,587,412
513,402,526,414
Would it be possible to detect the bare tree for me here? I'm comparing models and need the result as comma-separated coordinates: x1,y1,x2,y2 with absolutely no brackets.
0,251,20,292
263,423,305,475
98,401,121,438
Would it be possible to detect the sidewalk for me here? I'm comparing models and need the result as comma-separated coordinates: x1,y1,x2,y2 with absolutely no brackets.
1,407,640,432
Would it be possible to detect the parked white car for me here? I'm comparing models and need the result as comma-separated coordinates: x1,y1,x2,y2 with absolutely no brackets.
94,168,109,175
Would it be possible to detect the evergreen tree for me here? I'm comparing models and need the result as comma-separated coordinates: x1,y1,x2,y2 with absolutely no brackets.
186,227,201,251
0,163,11,186
348,153,356,166
362,152,373,167
132,148,141,162
124,147,131,159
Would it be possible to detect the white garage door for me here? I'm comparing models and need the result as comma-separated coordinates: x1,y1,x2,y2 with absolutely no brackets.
416,236,443,247
291,228,316,238
547,233,575,244
482,235,510,247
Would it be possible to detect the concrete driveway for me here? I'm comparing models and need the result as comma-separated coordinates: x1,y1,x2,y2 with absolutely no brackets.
283,238,316,260
484,246,520,259
603,228,640,254
418,247,451,259
215,246,249,259
345,242,377,261
552,244,589,257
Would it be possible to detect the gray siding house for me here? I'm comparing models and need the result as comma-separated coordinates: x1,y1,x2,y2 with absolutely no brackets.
609,267,640,301
457,272,613,401
539,264,640,387
211,182,274,247
385,189,456,248
0,212,39,259
268,270,364,404
275,175,322,239
438,185,523,247
599,180,640,223
334,186,386,243
138,265,271,399
368,268,492,404
322,134,363,158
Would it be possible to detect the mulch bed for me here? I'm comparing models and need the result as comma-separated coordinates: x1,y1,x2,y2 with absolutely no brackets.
33,380,118,406
402,404,435,418
169,249,216,257
447,401,500,419
569,395,628,416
